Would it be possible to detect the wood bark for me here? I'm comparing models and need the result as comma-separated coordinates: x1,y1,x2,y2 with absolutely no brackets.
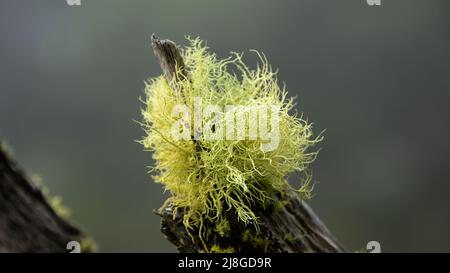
0,146,84,252
151,35,346,253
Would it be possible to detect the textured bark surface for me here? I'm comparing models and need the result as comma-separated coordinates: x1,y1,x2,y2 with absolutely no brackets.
0,146,84,252
151,36,346,253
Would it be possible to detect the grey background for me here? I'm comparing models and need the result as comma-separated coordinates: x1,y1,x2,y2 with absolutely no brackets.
1,0,449,252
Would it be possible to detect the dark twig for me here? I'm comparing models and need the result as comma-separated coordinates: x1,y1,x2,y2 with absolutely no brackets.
151,35,345,253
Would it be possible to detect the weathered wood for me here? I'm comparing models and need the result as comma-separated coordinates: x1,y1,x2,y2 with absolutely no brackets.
0,146,84,252
151,35,345,253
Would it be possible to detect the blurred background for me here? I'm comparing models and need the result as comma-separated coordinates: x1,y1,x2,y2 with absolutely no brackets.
1,0,449,252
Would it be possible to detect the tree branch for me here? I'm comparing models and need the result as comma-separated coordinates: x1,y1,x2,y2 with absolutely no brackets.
0,145,85,252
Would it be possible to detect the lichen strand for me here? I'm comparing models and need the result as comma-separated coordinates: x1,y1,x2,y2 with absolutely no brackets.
142,38,321,252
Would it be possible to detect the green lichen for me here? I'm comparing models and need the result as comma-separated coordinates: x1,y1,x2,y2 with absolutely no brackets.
0,140,14,158
32,174,98,252
141,37,321,251
44,184,98,252
210,245,235,253
80,236,98,253
214,218,230,237
31,174,73,219
241,230,271,253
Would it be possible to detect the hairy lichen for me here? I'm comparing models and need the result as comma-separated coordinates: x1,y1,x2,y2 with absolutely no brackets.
141,37,321,251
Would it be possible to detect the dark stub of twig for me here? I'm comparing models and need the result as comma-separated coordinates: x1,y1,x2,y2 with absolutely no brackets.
151,35,346,253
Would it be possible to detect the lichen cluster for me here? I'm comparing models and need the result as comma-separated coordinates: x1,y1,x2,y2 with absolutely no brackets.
141,38,321,251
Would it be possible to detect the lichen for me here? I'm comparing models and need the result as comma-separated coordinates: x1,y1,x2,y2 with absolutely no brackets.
32,174,98,252
30,174,72,219
283,233,295,243
210,245,235,253
141,37,321,251
0,140,14,158
80,236,98,253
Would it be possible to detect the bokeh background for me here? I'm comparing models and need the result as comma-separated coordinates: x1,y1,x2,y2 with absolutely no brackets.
1,0,449,252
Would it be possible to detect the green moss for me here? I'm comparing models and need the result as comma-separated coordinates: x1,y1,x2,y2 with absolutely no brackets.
50,195,72,219
141,37,321,251
210,245,235,253
283,233,295,243
1,141,72,221
1,140,97,252
214,219,230,237
273,199,290,212
30,174,72,219
0,140,14,158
